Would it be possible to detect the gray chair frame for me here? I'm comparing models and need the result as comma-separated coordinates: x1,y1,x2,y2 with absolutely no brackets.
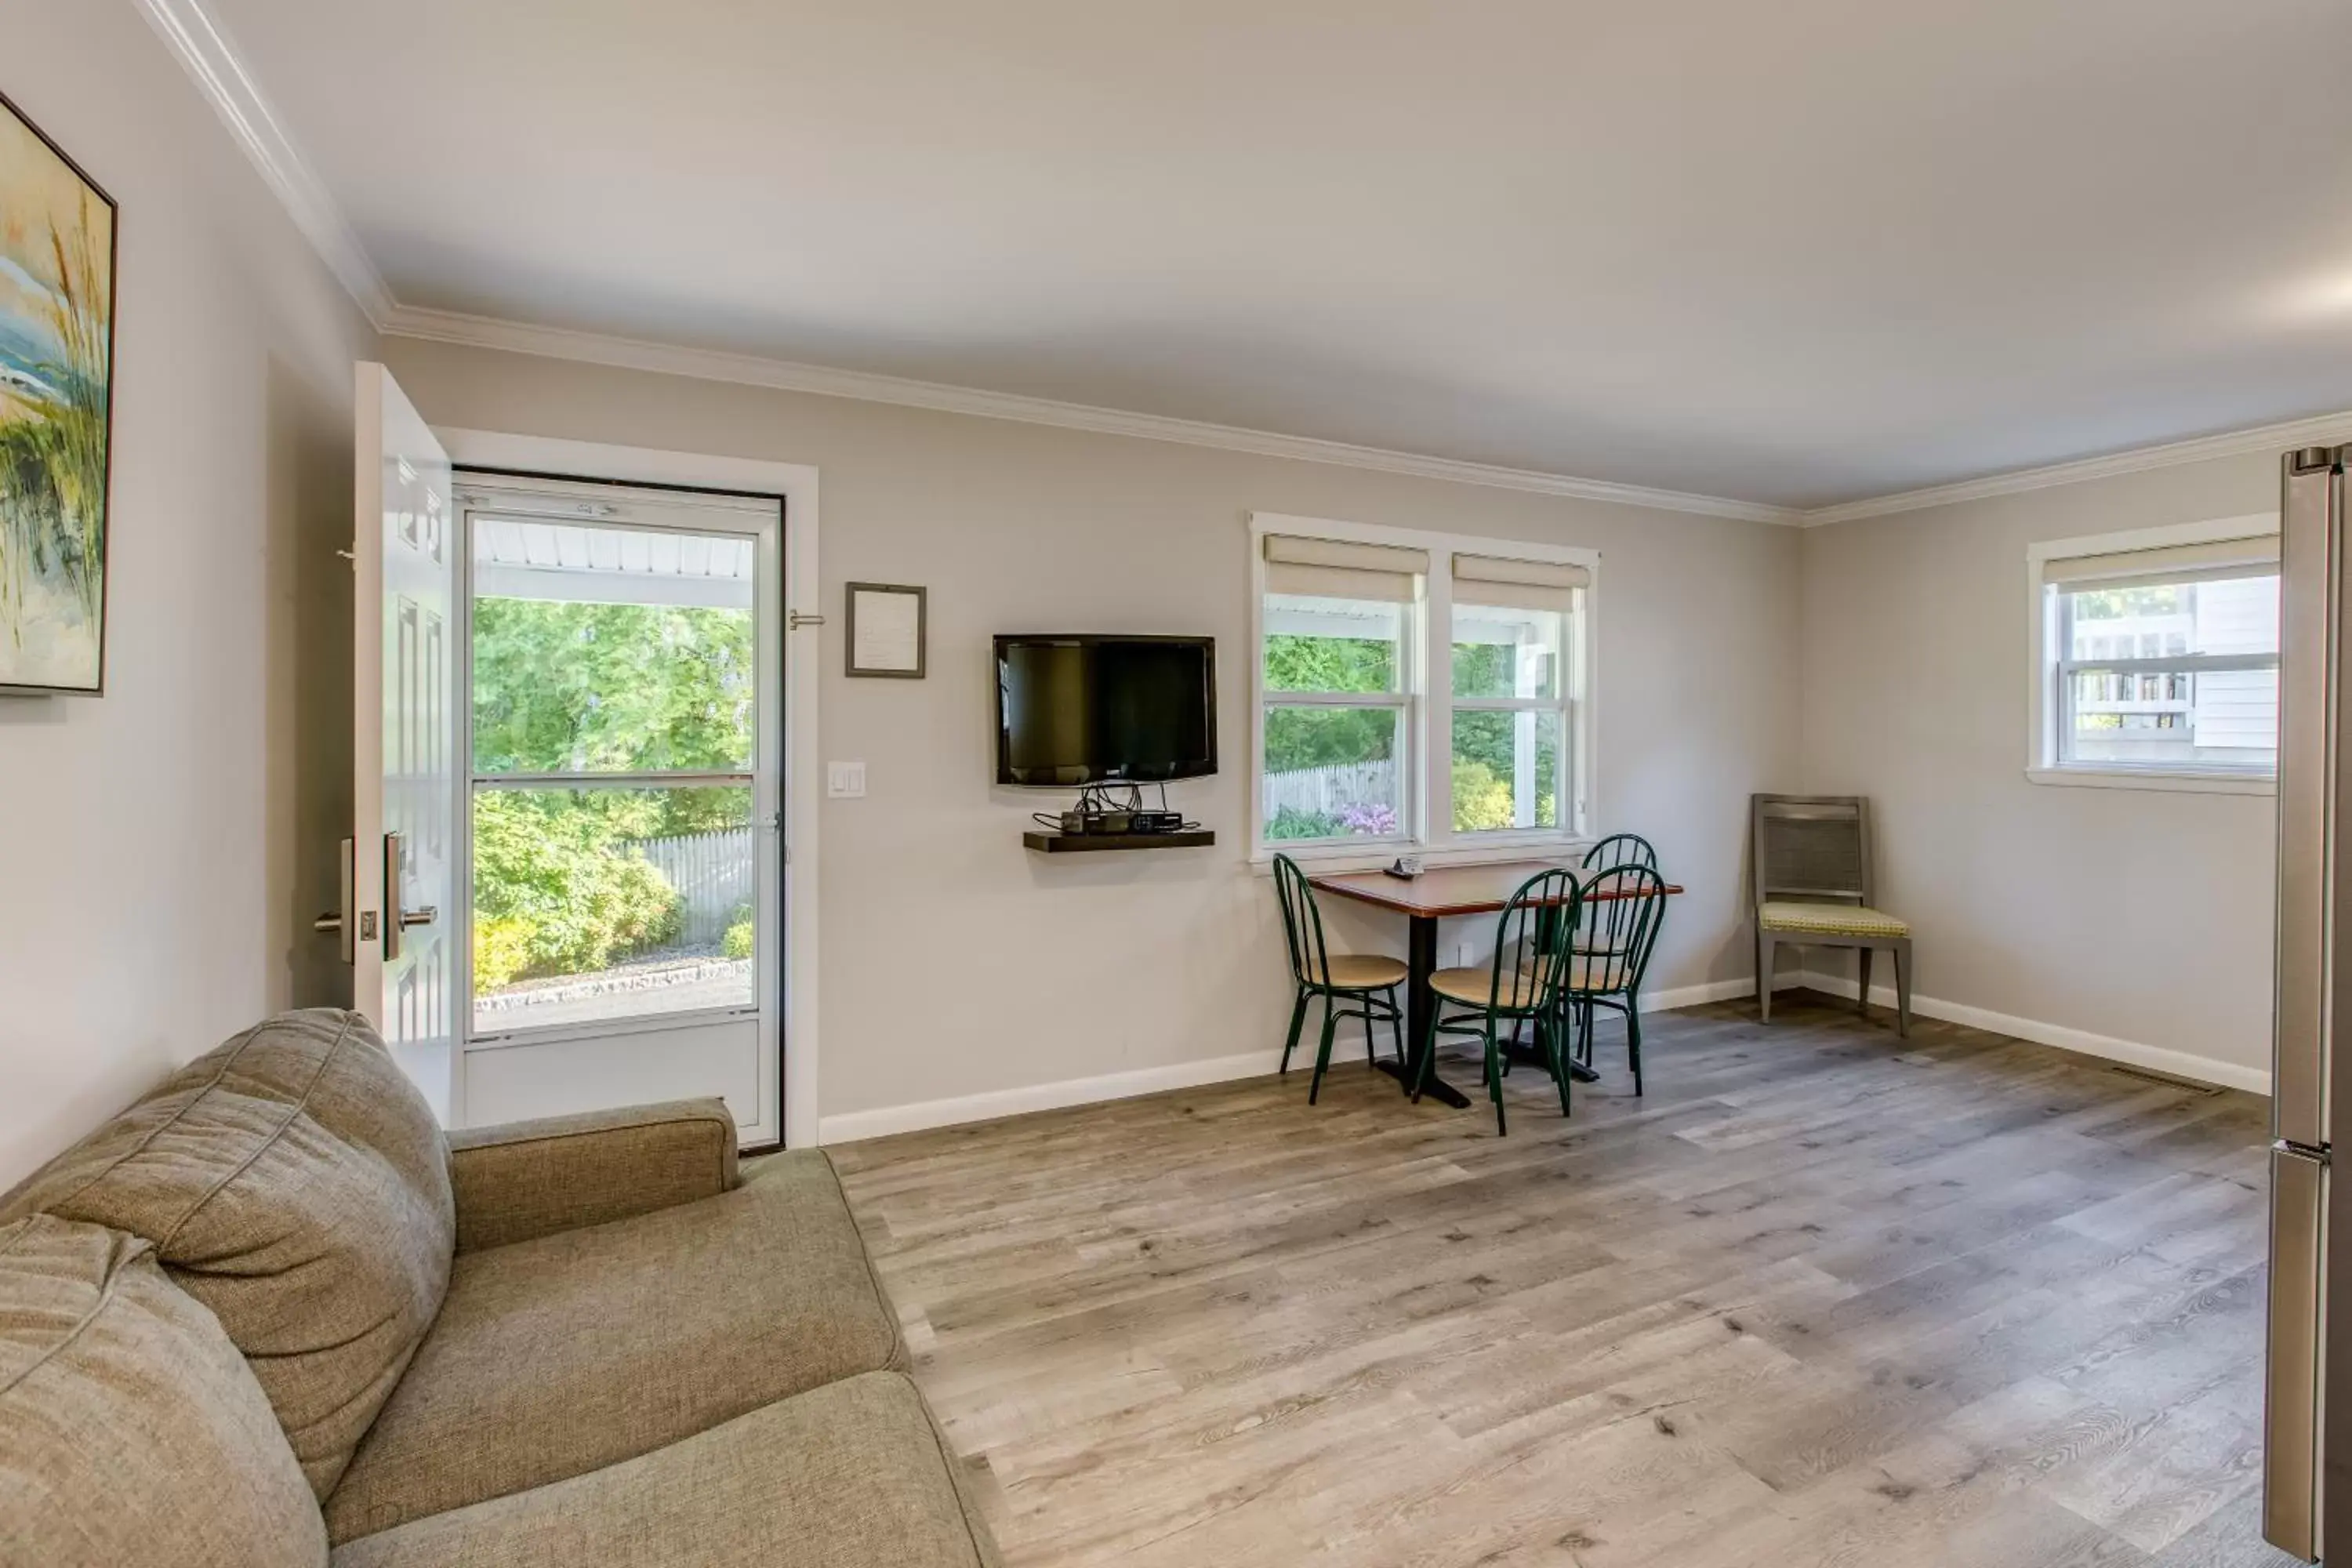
1751,793,1911,1036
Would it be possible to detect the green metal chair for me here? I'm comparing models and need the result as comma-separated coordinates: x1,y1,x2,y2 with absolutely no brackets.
1563,864,1671,1095
1412,867,1584,1135
1270,855,1408,1105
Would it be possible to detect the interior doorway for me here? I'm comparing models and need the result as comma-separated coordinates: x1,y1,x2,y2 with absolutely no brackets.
454,470,785,1146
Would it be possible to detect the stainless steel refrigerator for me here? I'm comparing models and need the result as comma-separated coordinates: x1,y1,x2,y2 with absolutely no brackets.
2270,443,2352,1561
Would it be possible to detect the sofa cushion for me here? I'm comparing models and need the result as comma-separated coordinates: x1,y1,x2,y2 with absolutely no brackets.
0,1010,454,1497
0,1215,328,1568
325,1149,902,1542
331,1371,996,1568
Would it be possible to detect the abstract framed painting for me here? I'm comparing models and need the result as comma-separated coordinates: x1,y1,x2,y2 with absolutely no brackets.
0,88,116,696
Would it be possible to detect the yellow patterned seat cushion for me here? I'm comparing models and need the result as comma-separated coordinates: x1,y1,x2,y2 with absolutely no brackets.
1758,901,1910,939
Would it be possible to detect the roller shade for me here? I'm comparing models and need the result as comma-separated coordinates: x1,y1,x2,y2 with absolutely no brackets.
1263,534,1428,604
1452,552,1590,614
2043,534,2279,594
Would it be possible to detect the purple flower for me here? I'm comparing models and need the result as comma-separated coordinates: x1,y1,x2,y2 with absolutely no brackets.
1337,801,1398,837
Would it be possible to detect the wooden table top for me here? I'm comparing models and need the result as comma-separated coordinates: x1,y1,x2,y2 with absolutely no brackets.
1311,859,1684,919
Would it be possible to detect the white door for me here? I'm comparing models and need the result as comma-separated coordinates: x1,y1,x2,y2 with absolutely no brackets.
349,364,458,1120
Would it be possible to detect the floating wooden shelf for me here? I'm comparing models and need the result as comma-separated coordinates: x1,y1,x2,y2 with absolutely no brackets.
1023,829,1216,853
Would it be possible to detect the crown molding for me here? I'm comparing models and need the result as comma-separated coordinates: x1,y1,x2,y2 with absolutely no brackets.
379,304,1802,522
1802,408,2352,526
133,0,394,325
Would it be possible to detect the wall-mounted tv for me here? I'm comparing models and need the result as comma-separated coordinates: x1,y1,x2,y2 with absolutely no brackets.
995,634,1218,786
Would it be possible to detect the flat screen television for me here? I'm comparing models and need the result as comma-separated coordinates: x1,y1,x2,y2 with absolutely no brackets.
995,634,1218,786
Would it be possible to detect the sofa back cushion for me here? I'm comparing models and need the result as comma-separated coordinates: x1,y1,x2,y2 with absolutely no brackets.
0,1010,453,1497
0,1215,328,1567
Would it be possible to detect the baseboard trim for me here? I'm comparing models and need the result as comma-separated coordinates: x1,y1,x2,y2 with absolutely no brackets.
1788,969,2271,1097
824,980,1758,1142
820,970,2268,1143
1639,976,1769,1011
818,1048,1288,1144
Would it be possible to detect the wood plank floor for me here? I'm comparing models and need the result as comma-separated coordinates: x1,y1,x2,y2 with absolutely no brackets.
832,992,2291,1568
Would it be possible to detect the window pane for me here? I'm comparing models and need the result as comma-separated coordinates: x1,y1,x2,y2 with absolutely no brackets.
1453,710,1562,832
473,786,755,1031
2063,666,2278,772
1452,602,1563,700
473,522,757,775
2057,574,2279,772
1263,593,1401,694
2063,576,2278,661
1262,705,1402,839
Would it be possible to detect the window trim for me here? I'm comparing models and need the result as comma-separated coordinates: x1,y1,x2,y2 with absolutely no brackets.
1249,512,1599,866
2024,512,2280,797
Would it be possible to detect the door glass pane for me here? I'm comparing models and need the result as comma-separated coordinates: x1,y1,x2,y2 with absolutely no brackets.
472,521,757,774
1453,710,1561,832
1262,704,1403,839
1452,602,1563,700
1263,594,1402,694
471,786,755,1032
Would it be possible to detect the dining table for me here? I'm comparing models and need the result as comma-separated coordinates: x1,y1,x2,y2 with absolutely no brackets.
1310,859,1686,1109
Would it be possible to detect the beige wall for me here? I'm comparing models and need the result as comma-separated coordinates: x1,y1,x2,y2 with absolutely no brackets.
382,339,1803,1127
0,4,379,1184
1796,453,2297,1087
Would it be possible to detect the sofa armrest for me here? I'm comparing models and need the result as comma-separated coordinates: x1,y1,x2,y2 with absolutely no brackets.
446,1098,738,1253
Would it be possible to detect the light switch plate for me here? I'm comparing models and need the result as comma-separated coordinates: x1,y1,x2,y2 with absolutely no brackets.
827,761,867,798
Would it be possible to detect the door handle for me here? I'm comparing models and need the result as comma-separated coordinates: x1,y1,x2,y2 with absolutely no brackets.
313,837,356,964
382,832,436,958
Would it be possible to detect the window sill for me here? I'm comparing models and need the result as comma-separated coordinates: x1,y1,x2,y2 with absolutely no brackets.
2025,766,2275,797
1250,834,1589,874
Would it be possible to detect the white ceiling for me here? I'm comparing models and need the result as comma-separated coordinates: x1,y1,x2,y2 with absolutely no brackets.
205,0,2352,510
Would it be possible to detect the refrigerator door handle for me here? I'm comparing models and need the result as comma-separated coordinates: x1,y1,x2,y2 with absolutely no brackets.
2275,452,2339,1152
2267,1144,2328,1563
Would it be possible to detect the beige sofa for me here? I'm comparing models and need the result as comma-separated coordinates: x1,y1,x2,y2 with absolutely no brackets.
0,1009,1000,1568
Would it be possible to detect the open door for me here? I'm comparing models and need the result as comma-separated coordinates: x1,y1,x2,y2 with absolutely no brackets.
340,364,458,1121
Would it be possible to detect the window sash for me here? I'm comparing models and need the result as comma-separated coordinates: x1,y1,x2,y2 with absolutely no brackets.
1449,700,1573,727
2055,653,2277,678
2053,657,2278,772
1262,691,1411,710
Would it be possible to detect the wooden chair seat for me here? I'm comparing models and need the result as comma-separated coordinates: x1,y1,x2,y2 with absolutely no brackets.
1318,953,1409,990
1430,965,1546,1010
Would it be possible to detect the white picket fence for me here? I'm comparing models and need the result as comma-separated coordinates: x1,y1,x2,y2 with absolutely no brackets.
626,829,754,946
1261,760,1396,821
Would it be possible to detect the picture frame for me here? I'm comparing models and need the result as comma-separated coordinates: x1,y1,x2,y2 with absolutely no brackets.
0,86,118,697
844,582,927,678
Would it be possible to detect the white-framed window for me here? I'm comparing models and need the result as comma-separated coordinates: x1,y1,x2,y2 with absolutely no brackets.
1251,514,1595,862
2027,514,2280,795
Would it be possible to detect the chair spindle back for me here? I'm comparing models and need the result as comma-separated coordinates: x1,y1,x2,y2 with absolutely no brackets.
1575,864,1671,993
1487,867,1583,1014
1582,833,1659,873
1271,854,1337,989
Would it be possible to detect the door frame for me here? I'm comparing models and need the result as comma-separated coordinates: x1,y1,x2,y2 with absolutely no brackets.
436,429,822,1150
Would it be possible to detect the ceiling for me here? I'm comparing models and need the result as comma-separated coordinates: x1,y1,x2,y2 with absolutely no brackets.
205,0,2352,511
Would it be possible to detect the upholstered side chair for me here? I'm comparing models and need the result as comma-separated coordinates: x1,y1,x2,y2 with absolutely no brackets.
1751,793,1911,1036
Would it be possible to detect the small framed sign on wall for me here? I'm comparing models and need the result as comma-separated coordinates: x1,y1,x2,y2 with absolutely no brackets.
845,583,927,678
